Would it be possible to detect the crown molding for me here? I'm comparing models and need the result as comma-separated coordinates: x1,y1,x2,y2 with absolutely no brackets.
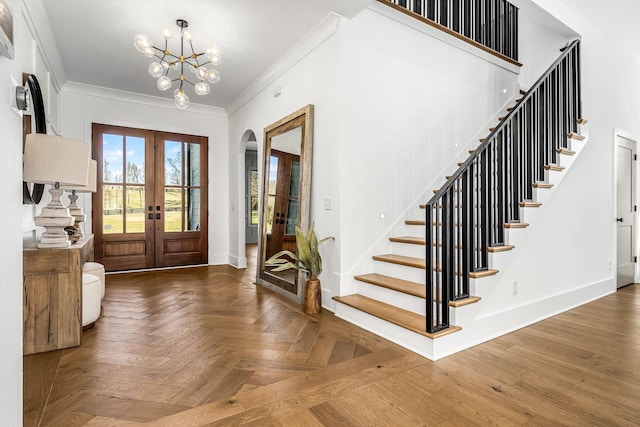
226,12,342,116
61,81,228,117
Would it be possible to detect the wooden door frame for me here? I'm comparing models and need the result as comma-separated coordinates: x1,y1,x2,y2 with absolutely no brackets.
92,123,208,271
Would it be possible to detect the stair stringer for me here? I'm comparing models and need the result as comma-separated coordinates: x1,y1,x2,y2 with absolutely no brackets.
334,123,594,360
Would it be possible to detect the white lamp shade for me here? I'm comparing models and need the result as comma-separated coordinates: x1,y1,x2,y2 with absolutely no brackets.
60,159,97,193
24,134,90,187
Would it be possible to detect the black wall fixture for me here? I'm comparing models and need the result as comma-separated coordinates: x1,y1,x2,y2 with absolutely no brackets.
18,74,46,204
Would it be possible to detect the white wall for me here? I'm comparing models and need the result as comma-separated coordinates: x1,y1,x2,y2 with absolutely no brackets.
59,86,231,265
517,2,577,88
0,0,36,421
227,14,344,295
337,6,519,294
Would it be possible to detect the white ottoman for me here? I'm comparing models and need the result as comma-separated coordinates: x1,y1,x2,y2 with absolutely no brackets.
83,262,105,299
82,273,101,327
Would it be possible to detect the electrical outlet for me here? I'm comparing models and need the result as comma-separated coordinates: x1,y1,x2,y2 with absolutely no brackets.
512,280,518,295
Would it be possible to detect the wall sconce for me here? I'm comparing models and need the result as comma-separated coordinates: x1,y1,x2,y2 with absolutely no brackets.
60,159,97,239
23,134,90,248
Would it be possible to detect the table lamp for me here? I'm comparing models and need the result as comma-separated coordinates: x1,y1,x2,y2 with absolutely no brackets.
23,134,90,248
60,159,97,238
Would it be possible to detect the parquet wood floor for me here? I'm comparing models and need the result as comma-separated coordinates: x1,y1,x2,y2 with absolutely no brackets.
26,247,640,426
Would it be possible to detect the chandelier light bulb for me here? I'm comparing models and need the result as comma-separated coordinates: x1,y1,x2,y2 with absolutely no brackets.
210,55,222,66
182,29,193,42
196,66,209,80
174,90,190,109
207,69,221,84
157,76,172,91
161,27,173,40
189,64,198,73
148,62,164,78
204,43,220,59
194,82,210,96
134,34,153,53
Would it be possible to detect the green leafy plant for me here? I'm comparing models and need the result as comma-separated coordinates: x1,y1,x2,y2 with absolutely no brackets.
265,223,333,278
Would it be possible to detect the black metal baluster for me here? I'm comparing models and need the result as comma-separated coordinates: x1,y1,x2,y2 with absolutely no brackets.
496,129,505,244
426,204,434,332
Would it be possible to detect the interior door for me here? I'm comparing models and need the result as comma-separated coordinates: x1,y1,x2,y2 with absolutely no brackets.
92,124,208,271
616,136,636,288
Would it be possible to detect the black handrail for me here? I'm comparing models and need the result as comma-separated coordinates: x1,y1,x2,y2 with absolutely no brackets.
425,40,582,333
383,0,519,62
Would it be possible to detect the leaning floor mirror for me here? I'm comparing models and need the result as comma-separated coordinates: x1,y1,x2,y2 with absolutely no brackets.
257,104,314,303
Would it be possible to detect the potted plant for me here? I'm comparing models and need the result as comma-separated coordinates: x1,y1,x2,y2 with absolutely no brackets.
265,223,333,314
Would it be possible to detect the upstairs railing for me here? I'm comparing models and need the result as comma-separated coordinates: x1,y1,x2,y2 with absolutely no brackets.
425,40,582,333
381,0,519,62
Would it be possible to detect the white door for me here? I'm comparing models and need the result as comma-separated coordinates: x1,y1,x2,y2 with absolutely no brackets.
616,136,636,288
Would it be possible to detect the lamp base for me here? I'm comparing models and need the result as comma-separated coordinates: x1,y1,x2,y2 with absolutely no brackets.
67,192,86,237
35,187,75,249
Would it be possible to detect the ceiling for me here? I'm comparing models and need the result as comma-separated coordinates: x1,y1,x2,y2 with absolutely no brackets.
42,0,373,110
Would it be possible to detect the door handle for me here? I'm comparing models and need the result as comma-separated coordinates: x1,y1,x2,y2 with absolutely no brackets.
616,217,624,222
156,213,161,220
148,213,153,220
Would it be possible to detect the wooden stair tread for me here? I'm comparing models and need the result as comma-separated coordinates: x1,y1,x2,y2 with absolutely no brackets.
520,201,542,208
333,294,461,339
577,118,588,125
406,220,426,226
504,222,529,229
390,236,426,246
488,245,515,253
355,273,482,308
533,182,554,189
567,132,586,141
545,164,565,172
469,269,499,279
450,296,482,307
355,273,425,298
557,148,576,156
373,254,425,269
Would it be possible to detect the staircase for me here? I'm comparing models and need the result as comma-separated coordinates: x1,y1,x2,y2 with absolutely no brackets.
333,39,587,360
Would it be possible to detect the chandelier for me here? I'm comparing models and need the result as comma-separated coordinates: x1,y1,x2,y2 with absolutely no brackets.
134,19,221,109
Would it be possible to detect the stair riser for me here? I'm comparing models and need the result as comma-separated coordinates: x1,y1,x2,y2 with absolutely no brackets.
356,281,426,316
488,250,512,271
334,303,435,359
504,227,528,248
389,242,427,259
545,168,565,186
403,224,426,238
520,206,543,226
532,187,552,205
449,300,483,326
373,261,426,284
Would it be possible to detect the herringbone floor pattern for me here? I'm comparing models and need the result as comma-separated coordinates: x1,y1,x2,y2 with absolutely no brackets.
26,246,640,426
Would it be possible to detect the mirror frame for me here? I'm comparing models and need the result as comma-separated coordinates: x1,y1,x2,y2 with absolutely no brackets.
256,104,314,303
22,73,46,205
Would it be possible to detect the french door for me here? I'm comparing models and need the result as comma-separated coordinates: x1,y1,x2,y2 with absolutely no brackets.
92,123,208,271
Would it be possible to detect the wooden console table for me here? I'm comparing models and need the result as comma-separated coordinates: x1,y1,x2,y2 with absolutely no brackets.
23,235,94,355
